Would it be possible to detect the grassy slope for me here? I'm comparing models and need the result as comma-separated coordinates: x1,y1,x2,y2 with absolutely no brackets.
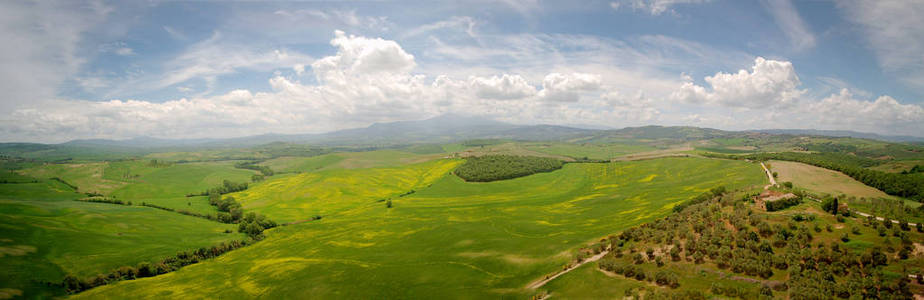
106,161,256,214
0,180,244,298
769,160,896,199
234,159,461,223
258,154,345,173
18,162,127,194
868,159,924,173
523,142,656,160
74,157,766,299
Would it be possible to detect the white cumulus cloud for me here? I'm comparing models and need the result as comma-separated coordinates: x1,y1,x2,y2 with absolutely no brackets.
468,74,536,100
538,73,602,102
672,57,804,108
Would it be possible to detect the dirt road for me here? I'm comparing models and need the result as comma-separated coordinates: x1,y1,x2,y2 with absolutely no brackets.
527,250,609,290
760,162,776,189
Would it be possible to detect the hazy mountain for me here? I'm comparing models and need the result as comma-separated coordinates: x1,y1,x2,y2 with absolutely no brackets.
12,116,924,154
753,129,924,143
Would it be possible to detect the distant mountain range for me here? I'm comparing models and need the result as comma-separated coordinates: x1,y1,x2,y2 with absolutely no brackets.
11,114,924,150
749,129,924,143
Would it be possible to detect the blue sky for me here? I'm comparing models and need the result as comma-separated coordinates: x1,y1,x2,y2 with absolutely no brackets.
1,0,922,142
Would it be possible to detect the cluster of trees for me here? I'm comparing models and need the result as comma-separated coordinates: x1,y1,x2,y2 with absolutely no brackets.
147,159,171,167
597,258,680,288
582,186,917,299
209,193,244,223
850,196,924,220
206,193,276,238
901,165,924,174
237,212,278,239
63,240,250,294
821,197,845,215
187,180,249,197
732,152,924,201
454,155,563,182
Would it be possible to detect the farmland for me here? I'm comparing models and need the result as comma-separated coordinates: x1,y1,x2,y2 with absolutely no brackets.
769,160,896,199
2,130,923,299
0,179,244,298
71,157,766,299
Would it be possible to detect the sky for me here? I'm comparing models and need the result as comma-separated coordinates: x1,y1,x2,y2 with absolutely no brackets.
1,0,923,143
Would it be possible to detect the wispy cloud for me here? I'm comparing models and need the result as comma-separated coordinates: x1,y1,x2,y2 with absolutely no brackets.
761,0,816,51
837,1,924,90
610,0,712,16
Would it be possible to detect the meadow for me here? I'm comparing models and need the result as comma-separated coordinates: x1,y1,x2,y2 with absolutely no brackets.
522,142,656,160
769,160,895,199
0,178,244,298
72,157,766,298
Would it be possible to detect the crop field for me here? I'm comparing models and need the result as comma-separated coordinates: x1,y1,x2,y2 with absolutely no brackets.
234,159,462,223
455,143,573,160
73,157,766,299
108,161,256,199
523,142,656,160
258,154,345,173
18,162,127,195
0,179,244,297
769,160,896,199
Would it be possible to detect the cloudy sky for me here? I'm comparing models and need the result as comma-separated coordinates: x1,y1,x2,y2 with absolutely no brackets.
2,0,923,143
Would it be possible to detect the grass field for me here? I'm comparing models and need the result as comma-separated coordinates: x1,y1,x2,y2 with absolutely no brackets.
108,161,256,200
769,160,896,199
868,159,924,173
73,157,766,299
258,154,345,173
235,159,462,223
19,162,127,195
0,179,245,298
523,142,656,160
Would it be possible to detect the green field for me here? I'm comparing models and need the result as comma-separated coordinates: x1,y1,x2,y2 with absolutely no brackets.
769,160,896,199
72,157,766,298
523,142,656,160
0,179,245,297
258,154,345,173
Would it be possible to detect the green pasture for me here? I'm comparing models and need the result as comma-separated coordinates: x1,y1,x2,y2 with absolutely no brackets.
108,161,256,200
74,157,766,299
258,154,345,173
0,180,244,297
523,142,656,160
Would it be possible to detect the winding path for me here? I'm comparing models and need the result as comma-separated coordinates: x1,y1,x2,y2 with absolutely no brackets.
760,162,776,190
526,250,609,290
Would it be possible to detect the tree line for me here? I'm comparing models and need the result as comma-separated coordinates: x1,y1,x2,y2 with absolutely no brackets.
63,240,251,294
454,155,563,182
234,161,274,176
187,180,249,197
